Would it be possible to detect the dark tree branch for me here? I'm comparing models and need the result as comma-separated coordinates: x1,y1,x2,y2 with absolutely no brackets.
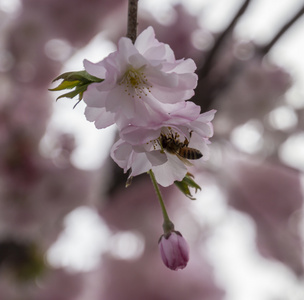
192,0,252,111
198,0,252,80
126,0,139,44
259,4,304,54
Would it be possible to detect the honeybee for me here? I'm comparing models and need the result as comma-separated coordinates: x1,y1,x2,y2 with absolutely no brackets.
159,132,202,165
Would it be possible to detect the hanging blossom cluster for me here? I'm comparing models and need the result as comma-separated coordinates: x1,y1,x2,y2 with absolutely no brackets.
51,26,216,271
83,27,216,187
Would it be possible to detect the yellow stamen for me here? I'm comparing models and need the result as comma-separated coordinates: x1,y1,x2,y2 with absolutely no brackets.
119,66,152,99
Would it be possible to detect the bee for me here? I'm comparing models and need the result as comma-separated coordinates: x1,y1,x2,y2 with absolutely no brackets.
159,132,202,165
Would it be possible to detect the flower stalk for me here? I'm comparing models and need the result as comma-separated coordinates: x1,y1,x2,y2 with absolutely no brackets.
126,0,139,43
148,169,174,234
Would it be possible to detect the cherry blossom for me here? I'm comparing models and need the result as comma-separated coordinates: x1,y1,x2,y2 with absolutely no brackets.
111,107,216,187
83,26,198,128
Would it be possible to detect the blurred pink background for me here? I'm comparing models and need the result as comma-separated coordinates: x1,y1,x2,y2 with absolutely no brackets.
0,0,303,299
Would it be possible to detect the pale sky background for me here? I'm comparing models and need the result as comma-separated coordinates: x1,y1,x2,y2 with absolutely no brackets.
1,0,304,299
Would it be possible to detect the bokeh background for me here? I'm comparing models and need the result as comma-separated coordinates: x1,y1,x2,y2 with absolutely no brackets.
0,0,304,299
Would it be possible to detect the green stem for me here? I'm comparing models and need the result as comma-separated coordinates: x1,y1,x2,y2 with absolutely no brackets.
148,170,174,234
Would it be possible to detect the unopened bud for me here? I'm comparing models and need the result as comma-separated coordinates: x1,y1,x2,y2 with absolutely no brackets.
158,231,189,271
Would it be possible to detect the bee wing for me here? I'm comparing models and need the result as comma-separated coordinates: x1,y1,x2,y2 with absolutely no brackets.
176,153,193,166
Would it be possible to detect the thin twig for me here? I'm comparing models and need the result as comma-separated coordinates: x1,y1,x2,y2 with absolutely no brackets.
259,4,304,54
148,170,174,234
198,0,252,80
126,0,139,43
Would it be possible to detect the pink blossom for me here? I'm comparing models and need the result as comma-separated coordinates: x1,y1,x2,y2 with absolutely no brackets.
111,107,216,186
158,231,189,270
224,156,304,275
83,26,198,129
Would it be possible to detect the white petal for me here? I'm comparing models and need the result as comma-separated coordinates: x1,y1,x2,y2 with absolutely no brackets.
135,27,156,53
130,152,152,176
106,86,135,118
150,84,194,103
110,140,134,172
152,154,187,187
197,109,217,122
146,151,168,166
128,53,148,69
146,67,178,88
135,27,175,62
120,126,160,145
169,58,197,73
85,107,115,129
83,84,107,107
83,59,106,79
166,101,201,123
118,37,139,64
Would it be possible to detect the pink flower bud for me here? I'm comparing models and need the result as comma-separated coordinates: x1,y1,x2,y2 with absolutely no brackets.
158,231,189,270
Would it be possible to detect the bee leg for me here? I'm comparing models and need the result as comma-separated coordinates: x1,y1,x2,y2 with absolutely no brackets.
158,137,166,153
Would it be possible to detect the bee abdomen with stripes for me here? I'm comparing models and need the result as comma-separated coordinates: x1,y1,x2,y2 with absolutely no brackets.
178,147,203,160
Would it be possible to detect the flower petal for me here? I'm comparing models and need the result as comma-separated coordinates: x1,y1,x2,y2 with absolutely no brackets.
130,152,152,176
152,154,187,187
158,232,189,270
83,84,107,107
83,59,106,79
110,139,134,172
85,107,115,129
120,126,161,145
105,85,135,118
135,27,175,62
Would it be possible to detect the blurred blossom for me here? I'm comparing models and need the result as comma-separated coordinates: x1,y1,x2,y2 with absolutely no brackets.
0,267,84,300
44,38,72,62
0,50,15,72
109,230,145,260
47,206,111,272
279,132,304,171
230,120,264,154
99,179,166,235
0,0,21,13
33,268,84,300
233,40,255,61
286,86,304,110
214,56,292,134
95,249,224,300
224,155,304,276
0,157,92,248
268,105,298,131
191,28,214,52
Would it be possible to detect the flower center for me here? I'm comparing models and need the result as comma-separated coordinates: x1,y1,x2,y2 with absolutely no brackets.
119,67,152,98
149,128,183,152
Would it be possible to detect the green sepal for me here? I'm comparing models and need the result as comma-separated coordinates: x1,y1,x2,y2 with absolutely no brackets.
51,70,103,84
49,80,80,91
56,84,89,101
49,70,103,107
174,173,201,200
